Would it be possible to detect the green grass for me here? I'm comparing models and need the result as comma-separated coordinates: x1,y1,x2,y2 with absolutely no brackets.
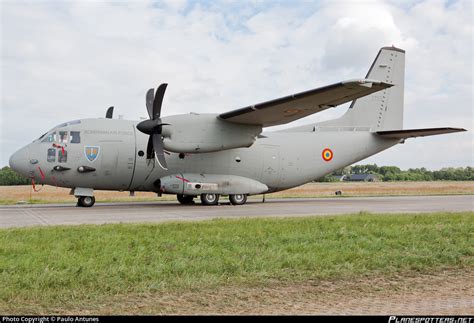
0,212,472,312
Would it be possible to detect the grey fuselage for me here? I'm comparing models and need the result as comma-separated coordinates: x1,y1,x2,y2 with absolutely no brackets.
11,116,399,194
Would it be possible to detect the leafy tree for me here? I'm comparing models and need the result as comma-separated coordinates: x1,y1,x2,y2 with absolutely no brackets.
0,166,30,186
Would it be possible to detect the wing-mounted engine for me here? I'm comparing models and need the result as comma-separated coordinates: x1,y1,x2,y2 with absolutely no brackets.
160,113,261,153
160,173,268,195
136,83,261,170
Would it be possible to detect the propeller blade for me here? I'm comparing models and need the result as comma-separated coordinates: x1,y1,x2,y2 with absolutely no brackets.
105,106,114,119
152,134,168,170
146,88,154,120
152,83,168,120
146,136,154,160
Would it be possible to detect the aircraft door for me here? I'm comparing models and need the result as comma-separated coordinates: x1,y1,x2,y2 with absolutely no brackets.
100,145,118,178
98,138,135,190
261,146,281,189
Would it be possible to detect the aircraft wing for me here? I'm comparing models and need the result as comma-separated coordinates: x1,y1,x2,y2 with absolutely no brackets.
218,79,393,127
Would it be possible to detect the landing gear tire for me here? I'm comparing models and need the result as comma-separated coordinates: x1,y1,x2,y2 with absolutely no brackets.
229,194,247,205
200,193,219,206
77,196,95,207
177,194,195,205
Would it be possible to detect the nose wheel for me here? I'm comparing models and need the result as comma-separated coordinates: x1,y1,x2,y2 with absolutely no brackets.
77,196,96,207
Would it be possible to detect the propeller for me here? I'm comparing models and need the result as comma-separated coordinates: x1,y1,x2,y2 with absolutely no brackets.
136,83,169,170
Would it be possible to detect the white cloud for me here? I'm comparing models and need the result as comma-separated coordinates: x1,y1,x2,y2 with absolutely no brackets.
1,0,472,169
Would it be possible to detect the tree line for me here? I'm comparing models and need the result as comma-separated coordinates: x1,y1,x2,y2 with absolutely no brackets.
318,164,473,182
0,165,473,186
0,167,30,186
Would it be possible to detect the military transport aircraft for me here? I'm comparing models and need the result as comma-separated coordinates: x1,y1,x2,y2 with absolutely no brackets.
9,46,466,207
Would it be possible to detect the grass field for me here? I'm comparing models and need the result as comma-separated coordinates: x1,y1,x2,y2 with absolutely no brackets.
0,181,473,205
0,212,472,314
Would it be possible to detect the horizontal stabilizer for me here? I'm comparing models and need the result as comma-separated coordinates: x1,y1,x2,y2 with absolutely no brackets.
375,127,467,139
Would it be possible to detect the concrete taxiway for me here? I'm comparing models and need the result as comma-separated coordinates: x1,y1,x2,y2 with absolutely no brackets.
0,195,472,228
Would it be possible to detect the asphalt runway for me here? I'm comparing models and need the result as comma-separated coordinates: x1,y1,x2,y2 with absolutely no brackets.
0,195,472,228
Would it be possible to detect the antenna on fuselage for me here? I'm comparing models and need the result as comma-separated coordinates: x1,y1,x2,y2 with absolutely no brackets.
105,106,114,119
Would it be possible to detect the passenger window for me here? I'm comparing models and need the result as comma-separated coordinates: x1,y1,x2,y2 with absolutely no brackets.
59,131,68,144
58,150,67,163
47,148,56,162
42,132,56,143
70,131,81,144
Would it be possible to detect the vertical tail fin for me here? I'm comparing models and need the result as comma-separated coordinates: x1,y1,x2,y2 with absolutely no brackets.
317,46,405,131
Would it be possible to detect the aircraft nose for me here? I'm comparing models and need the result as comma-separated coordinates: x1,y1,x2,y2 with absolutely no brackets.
9,146,30,176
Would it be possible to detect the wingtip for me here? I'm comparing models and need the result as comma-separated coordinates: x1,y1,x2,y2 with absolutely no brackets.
454,127,468,132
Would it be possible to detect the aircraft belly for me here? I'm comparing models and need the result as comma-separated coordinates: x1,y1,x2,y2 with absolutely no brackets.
160,174,268,195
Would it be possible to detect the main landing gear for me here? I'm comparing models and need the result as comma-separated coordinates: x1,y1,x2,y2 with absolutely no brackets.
177,193,248,206
200,193,220,205
229,194,247,205
177,194,195,205
77,196,96,207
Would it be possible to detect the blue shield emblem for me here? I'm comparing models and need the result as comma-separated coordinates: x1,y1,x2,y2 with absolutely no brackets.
85,146,100,162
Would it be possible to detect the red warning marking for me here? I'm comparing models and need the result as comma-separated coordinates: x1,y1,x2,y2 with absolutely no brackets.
52,143,66,154
31,178,42,192
37,166,45,180
175,176,190,183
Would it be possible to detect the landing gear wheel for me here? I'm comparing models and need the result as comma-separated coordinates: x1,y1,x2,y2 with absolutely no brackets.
177,194,195,204
200,193,219,206
229,194,247,205
77,196,95,207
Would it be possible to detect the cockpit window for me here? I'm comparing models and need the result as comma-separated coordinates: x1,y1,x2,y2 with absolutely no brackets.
70,131,81,144
47,148,56,162
58,149,67,163
59,131,68,144
41,132,56,143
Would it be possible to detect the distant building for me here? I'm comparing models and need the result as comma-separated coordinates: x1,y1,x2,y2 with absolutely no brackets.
347,174,379,182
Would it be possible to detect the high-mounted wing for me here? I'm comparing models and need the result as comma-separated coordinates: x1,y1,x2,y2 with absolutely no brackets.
219,79,392,127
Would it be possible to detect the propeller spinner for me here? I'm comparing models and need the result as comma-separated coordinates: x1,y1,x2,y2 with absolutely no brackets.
136,83,169,170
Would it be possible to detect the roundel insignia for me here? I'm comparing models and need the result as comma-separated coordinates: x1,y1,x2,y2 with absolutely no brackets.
322,148,333,162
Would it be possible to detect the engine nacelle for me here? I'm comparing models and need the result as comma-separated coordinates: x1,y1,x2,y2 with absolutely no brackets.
160,113,261,153
160,173,268,195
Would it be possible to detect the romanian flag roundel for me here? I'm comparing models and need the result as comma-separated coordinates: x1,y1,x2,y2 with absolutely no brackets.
322,148,333,162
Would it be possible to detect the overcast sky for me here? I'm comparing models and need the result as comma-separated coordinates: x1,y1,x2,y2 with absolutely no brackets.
1,0,472,169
